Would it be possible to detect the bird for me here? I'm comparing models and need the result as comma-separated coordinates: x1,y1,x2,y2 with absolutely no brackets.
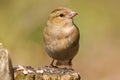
43,7,80,69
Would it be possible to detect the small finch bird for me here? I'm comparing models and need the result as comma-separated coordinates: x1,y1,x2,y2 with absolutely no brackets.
43,7,80,69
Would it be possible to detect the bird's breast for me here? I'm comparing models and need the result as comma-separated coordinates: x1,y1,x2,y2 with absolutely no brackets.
44,25,79,53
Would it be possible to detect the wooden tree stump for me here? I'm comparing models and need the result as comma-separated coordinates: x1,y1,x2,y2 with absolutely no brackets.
0,43,81,80
14,65,81,80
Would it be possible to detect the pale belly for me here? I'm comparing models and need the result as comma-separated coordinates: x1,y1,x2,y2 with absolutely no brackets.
45,37,79,60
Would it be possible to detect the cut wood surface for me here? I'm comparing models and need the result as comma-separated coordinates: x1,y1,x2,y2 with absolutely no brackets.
14,65,81,80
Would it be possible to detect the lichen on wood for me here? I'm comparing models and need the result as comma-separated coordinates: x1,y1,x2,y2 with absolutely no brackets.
14,65,81,80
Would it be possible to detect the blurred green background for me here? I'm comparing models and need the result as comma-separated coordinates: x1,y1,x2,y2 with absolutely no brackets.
0,0,120,80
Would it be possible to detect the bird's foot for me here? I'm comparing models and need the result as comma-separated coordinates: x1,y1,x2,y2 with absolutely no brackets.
50,64,58,68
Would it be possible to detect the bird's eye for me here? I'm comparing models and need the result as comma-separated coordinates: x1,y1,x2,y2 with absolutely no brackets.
59,13,65,17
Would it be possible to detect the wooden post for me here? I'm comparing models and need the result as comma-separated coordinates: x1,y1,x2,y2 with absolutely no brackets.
0,43,81,80
14,66,81,80
0,43,14,80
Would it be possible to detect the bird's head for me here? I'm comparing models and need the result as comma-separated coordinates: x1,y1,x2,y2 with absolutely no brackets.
47,7,78,26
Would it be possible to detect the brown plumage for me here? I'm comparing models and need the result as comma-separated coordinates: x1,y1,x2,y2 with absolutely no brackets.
43,7,80,69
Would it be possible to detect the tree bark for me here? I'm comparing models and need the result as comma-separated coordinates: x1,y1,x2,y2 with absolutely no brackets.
0,43,14,80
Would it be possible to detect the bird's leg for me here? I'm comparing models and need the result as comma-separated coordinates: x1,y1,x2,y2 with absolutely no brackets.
50,59,54,66
50,59,58,68
68,59,74,70
69,59,72,66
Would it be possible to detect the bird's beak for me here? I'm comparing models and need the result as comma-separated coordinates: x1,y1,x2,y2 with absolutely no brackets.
69,11,78,18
